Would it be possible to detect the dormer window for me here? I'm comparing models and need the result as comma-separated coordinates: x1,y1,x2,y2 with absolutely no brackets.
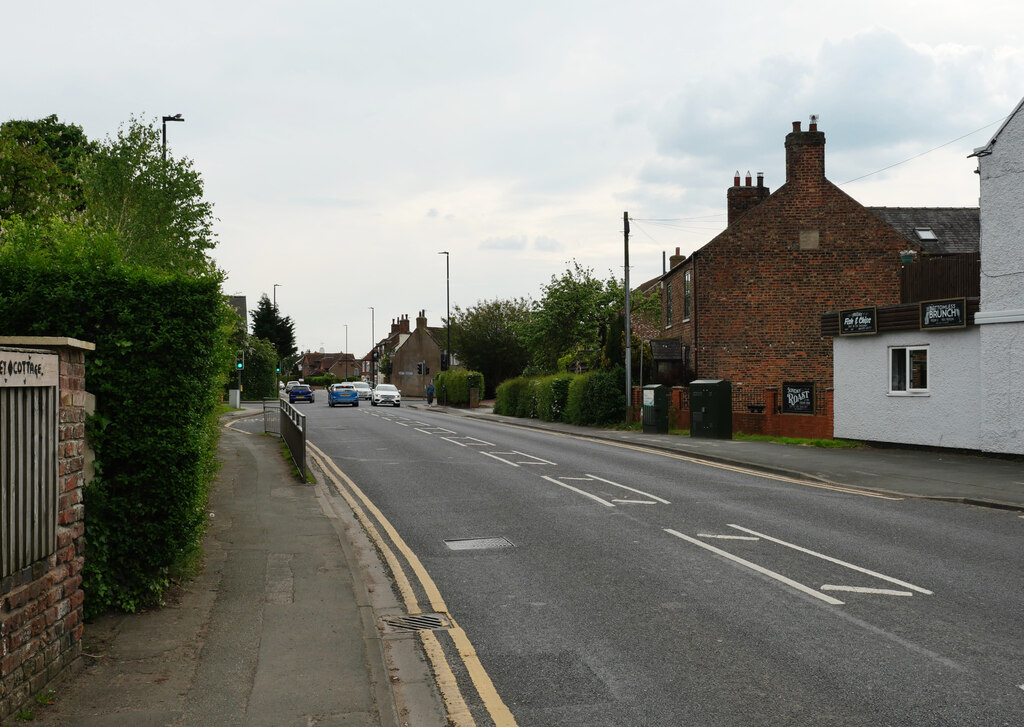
914,227,938,241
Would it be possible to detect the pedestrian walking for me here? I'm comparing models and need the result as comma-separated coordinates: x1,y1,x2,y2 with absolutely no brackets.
426,381,435,406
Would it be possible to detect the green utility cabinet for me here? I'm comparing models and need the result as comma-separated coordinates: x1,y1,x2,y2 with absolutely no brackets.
642,384,669,434
689,380,732,439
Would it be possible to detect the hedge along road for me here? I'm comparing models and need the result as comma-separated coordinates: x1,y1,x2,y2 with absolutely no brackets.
303,402,1024,726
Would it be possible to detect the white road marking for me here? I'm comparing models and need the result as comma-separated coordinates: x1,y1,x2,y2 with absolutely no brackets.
665,529,844,606
481,450,556,466
727,524,933,596
542,476,616,507
416,427,456,435
586,474,670,504
440,436,494,447
697,534,760,541
820,585,914,597
612,498,657,505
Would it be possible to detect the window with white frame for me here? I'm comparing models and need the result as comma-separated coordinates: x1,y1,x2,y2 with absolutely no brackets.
889,346,928,394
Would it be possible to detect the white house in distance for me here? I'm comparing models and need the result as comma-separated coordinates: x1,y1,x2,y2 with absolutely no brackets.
829,96,1024,454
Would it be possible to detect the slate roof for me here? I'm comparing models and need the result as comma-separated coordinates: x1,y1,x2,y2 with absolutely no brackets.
867,207,979,255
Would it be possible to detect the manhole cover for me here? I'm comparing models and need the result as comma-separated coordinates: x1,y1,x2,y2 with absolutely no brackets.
444,536,515,551
381,613,451,632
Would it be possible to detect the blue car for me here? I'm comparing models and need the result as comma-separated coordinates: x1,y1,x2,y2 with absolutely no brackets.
289,384,315,403
328,383,359,407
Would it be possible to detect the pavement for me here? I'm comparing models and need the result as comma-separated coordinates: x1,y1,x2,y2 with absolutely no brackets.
27,400,1023,726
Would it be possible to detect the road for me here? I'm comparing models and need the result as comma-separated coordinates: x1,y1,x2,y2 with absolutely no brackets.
299,402,1024,726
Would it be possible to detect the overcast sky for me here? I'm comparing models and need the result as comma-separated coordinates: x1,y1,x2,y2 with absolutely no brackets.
5,2,1022,356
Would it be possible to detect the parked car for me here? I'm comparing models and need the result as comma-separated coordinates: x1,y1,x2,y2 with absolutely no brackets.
328,383,359,407
351,381,372,400
285,380,301,392
371,384,401,407
289,384,315,403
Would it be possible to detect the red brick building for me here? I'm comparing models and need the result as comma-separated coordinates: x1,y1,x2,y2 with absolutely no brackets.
658,120,913,429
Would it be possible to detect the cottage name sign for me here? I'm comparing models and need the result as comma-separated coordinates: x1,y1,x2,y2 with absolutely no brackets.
0,351,59,387
920,298,966,330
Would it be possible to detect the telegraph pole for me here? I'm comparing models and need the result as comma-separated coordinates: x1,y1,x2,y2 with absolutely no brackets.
624,211,632,424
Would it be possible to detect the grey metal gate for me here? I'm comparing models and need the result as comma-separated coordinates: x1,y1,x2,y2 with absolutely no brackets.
263,397,280,434
1,350,59,578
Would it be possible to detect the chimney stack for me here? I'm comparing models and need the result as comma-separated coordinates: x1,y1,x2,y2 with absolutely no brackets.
668,246,686,269
785,117,826,186
727,169,770,225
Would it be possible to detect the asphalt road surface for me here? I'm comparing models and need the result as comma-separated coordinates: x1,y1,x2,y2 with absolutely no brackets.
300,402,1024,726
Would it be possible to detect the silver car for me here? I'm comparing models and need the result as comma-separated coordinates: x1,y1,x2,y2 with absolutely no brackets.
371,384,401,407
351,381,372,400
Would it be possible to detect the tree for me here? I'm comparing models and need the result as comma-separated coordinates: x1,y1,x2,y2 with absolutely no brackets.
77,116,216,274
0,114,96,222
449,297,532,398
250,293,297,362
238,336,279,399
526,261,661,374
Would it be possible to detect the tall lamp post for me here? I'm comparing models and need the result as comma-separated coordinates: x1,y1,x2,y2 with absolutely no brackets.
438,251,450,371
273,283,281,310
161,114,184,161
369,306,375,384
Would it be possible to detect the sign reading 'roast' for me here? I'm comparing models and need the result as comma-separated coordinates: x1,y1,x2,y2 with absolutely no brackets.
920,298,967,330
782,381,814,414
839,307,877,336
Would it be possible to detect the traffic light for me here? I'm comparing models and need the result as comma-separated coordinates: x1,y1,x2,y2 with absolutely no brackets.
416,362,423,374
235,351,245,370
424,365,430,375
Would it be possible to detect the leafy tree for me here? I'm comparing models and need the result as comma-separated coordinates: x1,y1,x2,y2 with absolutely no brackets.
449,297,532,398
526,261,608,372
249,293,297,361
238,336,279,399
0,114,95,222
77,116,216,274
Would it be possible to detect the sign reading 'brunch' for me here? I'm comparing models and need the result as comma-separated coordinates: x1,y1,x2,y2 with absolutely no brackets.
920,298,967,330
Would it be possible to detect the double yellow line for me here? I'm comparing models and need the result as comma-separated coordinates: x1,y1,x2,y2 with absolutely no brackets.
307,442,518,727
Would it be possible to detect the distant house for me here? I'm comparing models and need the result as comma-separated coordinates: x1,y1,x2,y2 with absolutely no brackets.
826,96,1024,454
389,311,443,397
300,350,360,379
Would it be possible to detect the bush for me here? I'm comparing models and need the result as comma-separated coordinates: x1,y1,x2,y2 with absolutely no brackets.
497,376,536,415
434,369,485,406
565,367,626,426
306,373,339,389
534,374,574,422
0,221,232,617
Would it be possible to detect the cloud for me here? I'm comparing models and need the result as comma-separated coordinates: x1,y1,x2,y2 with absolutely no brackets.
480,235,527,250
533,235,563,252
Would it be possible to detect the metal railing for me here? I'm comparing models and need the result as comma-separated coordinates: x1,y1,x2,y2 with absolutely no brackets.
1,386,58,578
279,398,307,481
262,397,280,434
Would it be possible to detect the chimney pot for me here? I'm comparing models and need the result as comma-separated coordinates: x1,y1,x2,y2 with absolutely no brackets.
757,172,764,188
733,171,740,186
792,121,801,132
745,171,752,187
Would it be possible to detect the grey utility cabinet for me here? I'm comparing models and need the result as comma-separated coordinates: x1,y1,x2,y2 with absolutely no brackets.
641,384,669,434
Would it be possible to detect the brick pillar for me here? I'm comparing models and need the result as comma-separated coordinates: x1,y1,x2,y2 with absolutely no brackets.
0,337,93,722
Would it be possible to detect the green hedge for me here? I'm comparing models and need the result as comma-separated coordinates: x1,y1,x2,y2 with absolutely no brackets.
434,369,484,406
535,374,573,422
494,368,625,427
0,223,232,617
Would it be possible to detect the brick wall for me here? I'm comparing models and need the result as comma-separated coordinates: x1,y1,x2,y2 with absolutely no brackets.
1,340,90,721
660,122,906,420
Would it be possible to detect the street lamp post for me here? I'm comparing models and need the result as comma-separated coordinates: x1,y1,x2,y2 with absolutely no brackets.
438,251,450,372
369,307,375,384
161,114,184,161
273,283,281,310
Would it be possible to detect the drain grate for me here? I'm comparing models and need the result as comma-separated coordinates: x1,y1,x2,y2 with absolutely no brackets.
444,536,515,551
382,613,451,632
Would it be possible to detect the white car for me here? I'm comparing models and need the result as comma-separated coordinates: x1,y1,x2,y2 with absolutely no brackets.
351,381,372,400
371,384,401,407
